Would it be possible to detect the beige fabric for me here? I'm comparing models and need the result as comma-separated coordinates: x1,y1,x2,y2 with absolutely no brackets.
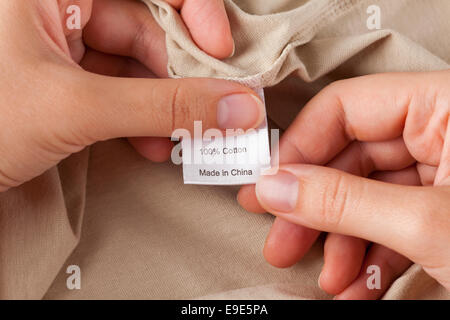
0,151,88,299
143,0,448,87
1,0,449,299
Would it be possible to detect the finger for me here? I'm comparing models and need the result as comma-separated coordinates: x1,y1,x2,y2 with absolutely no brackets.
326,138,415,175
81,49,156,78
128,137,173,163
333,168,419,300
165,0,234,59
84,0,168,77
72,72,265,142
238,174,267,213
370,166,422,186
317,139,402,295
238,165,320,269
263,217,321,268
416,163,438,186
320,167,419,296
335,244,412,300
81,50,172,162
319,234,368,295
238,73,419,215
237,184,266,214
318,141,415,295
276,73,423,168
255,163,448,261
179,0,234,59
280,71,449,168
164,0,184,8
261,137,414,270
241,72,422,270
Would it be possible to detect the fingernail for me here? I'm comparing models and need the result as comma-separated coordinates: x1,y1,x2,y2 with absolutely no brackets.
227,41,236,58
256,171,299,213
217,93,264,129
318,273,323,290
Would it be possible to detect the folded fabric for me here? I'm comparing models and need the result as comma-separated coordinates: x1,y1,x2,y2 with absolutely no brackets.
142,0,448,88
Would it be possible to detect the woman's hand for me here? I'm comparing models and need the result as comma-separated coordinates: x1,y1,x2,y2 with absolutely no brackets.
81,0,235,162
73,0,235,162
0,0,263,191
238,71,450,298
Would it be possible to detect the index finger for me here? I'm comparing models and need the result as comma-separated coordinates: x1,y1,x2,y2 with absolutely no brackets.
165,0,234,59
279,72,420,166
238,72,419,213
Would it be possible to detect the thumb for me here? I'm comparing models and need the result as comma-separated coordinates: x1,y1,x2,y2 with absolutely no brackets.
255,164,448,259
164,0,234,59
181,0,234,59
73,72,265,143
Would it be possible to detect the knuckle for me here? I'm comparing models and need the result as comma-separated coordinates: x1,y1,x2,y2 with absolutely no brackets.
318,173,354,228
132,19,159,63
169,82,188,131
169,81,205,132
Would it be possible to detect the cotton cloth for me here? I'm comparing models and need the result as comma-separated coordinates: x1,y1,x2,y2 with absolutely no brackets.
1,0,449,299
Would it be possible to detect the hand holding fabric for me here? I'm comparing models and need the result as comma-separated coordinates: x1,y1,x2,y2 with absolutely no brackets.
0,0,263,191
239,71,450,298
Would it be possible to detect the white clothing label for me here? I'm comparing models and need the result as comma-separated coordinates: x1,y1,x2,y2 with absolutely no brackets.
182,89,271,185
